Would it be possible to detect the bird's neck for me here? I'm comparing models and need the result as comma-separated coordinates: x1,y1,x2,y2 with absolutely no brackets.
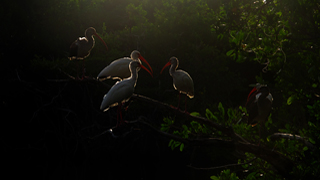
169,64,177,76
86,34,94,43
258,91,269,100
132,58,141,63
129,68,139,87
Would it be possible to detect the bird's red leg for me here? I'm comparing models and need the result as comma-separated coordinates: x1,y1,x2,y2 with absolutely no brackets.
116,103,124,127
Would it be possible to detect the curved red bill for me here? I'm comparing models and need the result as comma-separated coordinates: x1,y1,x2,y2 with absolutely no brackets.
138,54,153,74
245,87,258,106
139,64,153,77
247,87,257,101
94,32,108,51
160,61,172,74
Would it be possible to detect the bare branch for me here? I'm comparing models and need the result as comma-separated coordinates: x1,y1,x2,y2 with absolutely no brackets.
270,133,315,149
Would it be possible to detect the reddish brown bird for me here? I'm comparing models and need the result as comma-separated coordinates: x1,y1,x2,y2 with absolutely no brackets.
160,57,194,112
69,27,108,79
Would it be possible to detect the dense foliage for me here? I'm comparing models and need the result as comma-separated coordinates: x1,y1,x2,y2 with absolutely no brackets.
2,0,319,179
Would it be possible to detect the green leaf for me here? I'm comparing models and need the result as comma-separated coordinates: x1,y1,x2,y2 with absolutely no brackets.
182,124,188,131
206,108,218,121
180,143,184,151
173,141,181,148
276,11,282,17
160,126,168,132
210,176,219,180
226,49,234,56
190,112,201,117
230,173,239,180
218,102,225,119
227,108,234,122
308,121,316,127
247,172,258,178
309,138,316,144
168,139,174,147
218,34,224,40
287,95,295,105
307,105,313,109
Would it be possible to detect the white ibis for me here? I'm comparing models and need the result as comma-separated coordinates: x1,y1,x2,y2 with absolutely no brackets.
160,57,194,112
245,84,273,127
69,27,108,79
245,84,273,143
100,61,153,126
97,50,153,81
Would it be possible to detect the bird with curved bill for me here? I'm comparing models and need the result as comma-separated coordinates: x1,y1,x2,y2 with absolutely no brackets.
245,83,273,143
97,50,153,81
100,61,153,126
69,27,108,79
160,57,194,113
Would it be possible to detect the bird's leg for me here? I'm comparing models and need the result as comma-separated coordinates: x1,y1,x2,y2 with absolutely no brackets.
75,58,81,80
124,99,133,111
183,95,190,114
81,59,86,79
176,93,181,110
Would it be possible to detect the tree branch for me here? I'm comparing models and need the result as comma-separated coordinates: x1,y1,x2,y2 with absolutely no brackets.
187,157,257,170
139,117,293,178
132,95,294,178
132,94,248,143
270,133,315,149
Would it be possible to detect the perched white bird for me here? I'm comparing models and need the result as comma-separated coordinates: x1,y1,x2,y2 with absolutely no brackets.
160,57,194,112
97,50,153,81
245,84,273,144
100,61,153,126
246,84,273,127
69,27,108,79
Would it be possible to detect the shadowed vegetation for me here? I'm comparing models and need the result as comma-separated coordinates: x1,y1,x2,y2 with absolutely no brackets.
2,0,320,179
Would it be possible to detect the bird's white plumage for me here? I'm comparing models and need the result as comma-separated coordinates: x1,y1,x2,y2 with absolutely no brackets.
97,50,152,81
69,27,103,60
100,78,135,111
266,94,273,102
165,57,194,98
246,85,273,126
97,58,132,80
255,92,261,103
100,61,152,112
172,70,194,98
78,37,87,41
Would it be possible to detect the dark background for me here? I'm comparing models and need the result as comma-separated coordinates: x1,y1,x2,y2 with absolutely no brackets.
1,0,320,179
